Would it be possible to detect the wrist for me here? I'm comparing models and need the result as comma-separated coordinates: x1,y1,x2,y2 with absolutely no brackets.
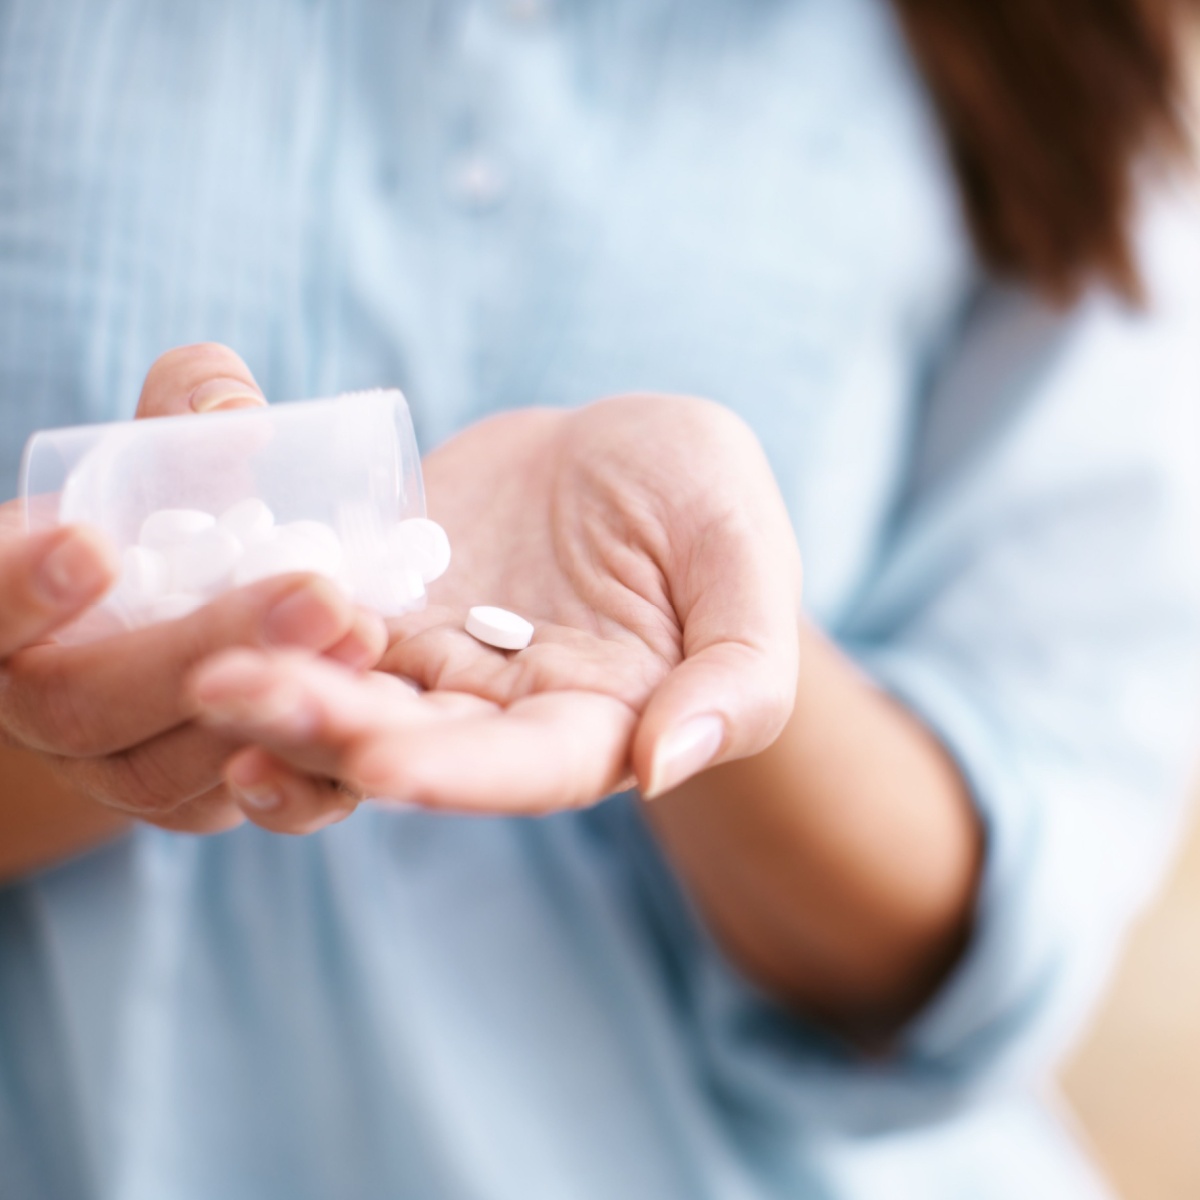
644,620,982,1039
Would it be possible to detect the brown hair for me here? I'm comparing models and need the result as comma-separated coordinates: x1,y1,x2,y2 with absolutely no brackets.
891,0,1198,302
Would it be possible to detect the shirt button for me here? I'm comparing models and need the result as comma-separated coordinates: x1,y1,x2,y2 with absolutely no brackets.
506,0,547,20
447,153,510,212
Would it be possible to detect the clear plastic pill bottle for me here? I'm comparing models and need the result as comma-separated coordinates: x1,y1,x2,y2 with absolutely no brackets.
21,390,431,641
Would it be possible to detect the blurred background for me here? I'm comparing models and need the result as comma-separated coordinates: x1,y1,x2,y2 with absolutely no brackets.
1055,32,1200,1200
1063,805,1200,1198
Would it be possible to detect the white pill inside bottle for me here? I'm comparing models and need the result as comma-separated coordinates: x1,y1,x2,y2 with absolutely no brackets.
465,605,535,651
392,518,452,584
166,526,243,595
284,520,344,575
103,545,169,628
20,389,431,643
218,498,275,547
139,508,216,550
366,563,426,616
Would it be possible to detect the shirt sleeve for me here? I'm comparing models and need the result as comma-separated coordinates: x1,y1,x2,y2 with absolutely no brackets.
620,185,1200,1141
836,182,1200,1093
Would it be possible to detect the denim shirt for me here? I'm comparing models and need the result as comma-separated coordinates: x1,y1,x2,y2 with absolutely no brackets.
1,1,1199,1197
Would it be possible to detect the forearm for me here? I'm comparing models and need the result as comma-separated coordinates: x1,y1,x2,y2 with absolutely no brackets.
0,742,130,884
647,621,983,1043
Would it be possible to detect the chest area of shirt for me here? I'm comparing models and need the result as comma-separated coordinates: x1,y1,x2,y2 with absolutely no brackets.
0,0,967,615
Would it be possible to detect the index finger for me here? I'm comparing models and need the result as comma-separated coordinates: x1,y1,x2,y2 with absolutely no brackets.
192,650,636,815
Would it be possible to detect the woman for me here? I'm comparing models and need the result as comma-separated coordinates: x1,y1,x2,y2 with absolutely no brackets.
1,0,1198,1195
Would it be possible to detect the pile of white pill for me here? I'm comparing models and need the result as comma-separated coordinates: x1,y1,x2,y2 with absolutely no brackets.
106,498,452,628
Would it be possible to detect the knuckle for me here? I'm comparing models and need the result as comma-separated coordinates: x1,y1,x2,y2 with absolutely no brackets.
55,757,136,813
110,746,190,813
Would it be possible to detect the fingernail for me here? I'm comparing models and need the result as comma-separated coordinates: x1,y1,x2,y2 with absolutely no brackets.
189,377,266,413
228,756,285,811
262,579,346,649
646,714,725,800
36,531,115,606
235,785,284,812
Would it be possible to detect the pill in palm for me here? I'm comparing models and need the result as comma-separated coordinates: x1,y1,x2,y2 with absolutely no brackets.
166,526,243,594
218,498,275,546
465,605,535,651
139,508,215,549
392,518,451,583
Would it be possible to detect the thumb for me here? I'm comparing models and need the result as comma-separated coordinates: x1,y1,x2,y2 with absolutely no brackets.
136,342,265,419
632,514,803,800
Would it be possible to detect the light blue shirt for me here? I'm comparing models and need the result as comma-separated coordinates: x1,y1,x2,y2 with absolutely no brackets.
2,1,1199,1197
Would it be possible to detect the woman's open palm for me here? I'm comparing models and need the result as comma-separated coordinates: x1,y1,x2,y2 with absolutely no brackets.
192,395,803,828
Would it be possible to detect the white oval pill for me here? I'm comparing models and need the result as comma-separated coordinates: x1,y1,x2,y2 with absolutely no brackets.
392,518,451,584
465,605,534,651
166,526,243,594
218,498,275,547
139,508,215,549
